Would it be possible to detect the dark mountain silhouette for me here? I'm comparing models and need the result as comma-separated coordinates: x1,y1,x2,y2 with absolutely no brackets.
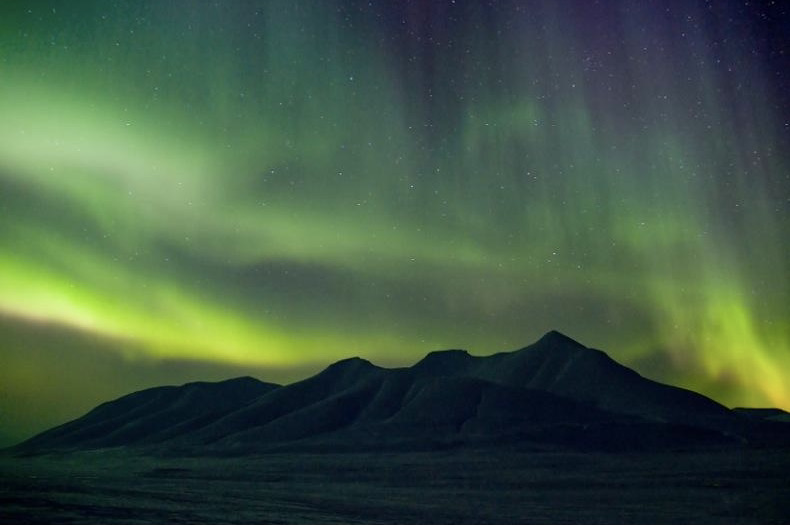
10,331,788,455
733,407,790,422
17,377,279,451
471,331,736,429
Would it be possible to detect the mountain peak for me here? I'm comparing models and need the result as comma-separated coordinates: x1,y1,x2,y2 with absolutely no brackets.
417,349,471,364
413,349,472,376
217,376,264,385
537,330,585,348
325,356,378,372
425,348,469,357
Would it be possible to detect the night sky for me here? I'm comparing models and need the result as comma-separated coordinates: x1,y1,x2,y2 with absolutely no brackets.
1,0,788,446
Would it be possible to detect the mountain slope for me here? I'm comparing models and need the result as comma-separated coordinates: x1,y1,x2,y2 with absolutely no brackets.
472,331,735,429
17,377,279,451
199,371,630,453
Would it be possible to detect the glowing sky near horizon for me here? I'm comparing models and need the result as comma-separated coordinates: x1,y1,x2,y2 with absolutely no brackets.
0,0,788,443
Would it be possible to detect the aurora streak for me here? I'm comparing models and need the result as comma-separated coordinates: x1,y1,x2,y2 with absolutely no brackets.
0,0,788,445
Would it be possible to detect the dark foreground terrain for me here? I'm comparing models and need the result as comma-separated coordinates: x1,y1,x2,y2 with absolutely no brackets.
1,448,788,524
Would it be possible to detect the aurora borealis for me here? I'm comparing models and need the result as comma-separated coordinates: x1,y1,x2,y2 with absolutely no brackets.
0,0,788,446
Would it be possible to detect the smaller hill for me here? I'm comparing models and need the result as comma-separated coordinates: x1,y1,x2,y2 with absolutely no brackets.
15,377,279,451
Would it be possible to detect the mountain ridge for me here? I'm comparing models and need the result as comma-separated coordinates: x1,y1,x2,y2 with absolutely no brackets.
9,331,787,455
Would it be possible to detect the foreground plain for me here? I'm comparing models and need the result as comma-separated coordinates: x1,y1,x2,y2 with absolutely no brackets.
1,448,788,524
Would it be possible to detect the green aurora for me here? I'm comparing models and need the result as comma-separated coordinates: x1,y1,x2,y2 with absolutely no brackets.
0,0,788,445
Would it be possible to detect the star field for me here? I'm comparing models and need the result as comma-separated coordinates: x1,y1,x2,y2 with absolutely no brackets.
0,0,788,445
